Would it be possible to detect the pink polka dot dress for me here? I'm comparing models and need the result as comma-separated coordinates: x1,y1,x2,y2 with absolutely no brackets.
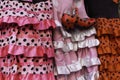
0,0,56,80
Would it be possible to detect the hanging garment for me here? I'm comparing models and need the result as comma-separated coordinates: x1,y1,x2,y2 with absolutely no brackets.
0,0,56,80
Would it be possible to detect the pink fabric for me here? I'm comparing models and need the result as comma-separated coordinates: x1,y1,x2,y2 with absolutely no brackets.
0,57,53,66
87,66,98,73
0,16,39,26
53,0,73,21
68,73,76,80
54,47,100,74
21,0,33,2
0,55,54,75
34,19,56,30
56,75,68,80
55,49,66,66
55,50,78,67
78,47,98,59
0,72,55,80
0,17,55,30
77,0,89,18
77,47,100,67
0,0,55,30
56,67,99,80
53,28,64,41
54,28,100,74
0,45,54,57
64,51,78,66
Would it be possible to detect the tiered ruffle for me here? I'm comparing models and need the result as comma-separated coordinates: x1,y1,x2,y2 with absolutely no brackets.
95,18,120,80
56,66,99,80
54,27,100,52
0,0,56,30
0,0,56,80
0,24,54,57
54,47,101,75
0,73,55,80
0,54,55,80
53,27,100,79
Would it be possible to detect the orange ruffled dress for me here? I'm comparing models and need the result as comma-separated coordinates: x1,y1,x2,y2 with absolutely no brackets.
95,18,120,80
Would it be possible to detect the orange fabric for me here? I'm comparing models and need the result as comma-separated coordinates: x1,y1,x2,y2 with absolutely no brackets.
96,18,120,80
113,0,119,4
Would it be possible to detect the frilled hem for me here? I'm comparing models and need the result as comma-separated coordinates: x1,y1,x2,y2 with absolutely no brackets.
78,39,100,48
56,71,100,80
0,45,54,57
60,27,96,41
76,71,99,80
95,18,120,37
55,58,100,75
67,60,82,72
84,71,99,80
0,17,56,30
0,72,55,80
81,57,101,67
56,61,82,75
56,66,70,75
54,39,100,52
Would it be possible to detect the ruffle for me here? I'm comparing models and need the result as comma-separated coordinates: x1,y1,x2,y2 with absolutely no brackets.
0,64,53,74
55,58,100,75
84,71,99,80
34,19,56,30
78,39,100,48
0,45,54,57
77,76,85,80
0,25,54,57
54,38,100,52
56,69,99,80
56,60,82,75
0,17,56,30
95,18,120,37
0,55,55,80
0,72,55,80
0,0,56,29
81,57,101,67
66,60,82,72
55,66,70,74
54,20,62,27
99,54,120,72
60,27,96,41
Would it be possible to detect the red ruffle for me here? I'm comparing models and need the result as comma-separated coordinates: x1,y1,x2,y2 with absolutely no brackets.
0,16,56,30
0,45,54,58
0,72,55,80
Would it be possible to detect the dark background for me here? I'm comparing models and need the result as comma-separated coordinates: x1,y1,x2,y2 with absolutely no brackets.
84,0,119,18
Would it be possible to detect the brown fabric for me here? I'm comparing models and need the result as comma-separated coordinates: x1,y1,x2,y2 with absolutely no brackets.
99,55,120,72
95,18,120,37
97,36,111,54
99,71,120,80
95,18,120,55
96,18,120,80
115,56,120,71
